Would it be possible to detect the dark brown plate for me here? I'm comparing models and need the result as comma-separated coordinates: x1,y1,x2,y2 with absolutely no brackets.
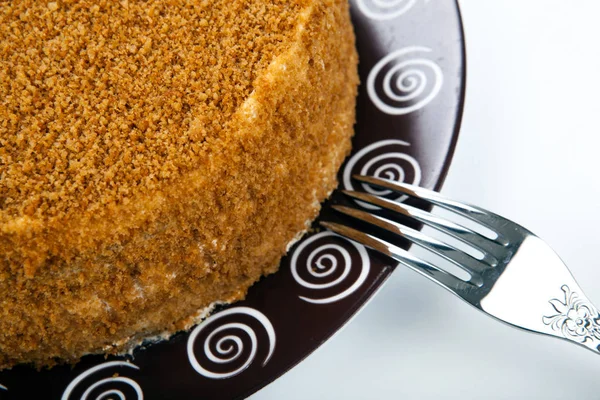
0,1,465,398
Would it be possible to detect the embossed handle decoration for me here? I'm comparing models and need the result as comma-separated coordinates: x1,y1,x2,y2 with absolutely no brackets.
543,285,600,352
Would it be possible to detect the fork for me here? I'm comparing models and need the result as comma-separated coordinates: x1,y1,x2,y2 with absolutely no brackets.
322,175,600,354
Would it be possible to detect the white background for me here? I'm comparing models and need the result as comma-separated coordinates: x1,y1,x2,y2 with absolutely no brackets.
253,0,600,399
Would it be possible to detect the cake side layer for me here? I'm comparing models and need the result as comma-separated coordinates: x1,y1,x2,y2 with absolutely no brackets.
0,0,358,369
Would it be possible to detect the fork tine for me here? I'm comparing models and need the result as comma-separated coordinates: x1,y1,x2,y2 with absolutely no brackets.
332,205,487,282
353,175,510,245
320,222,478,293
343,190,504,261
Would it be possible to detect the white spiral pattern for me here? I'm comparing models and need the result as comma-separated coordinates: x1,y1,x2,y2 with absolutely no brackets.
187,307,276,380
367,46,443,115
291,231,370,304
356,0,425,20
61,361,143,400
343,139,422,210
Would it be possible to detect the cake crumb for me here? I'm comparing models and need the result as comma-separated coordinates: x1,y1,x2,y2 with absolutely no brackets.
0,0,304,223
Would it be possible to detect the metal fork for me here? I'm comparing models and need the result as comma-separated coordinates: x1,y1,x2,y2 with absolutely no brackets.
322,175,600,354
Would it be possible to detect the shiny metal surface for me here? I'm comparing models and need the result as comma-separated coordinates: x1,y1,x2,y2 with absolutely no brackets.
323,175,600,354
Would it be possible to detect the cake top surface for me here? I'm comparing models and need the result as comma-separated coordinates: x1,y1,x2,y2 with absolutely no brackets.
0,0,306,222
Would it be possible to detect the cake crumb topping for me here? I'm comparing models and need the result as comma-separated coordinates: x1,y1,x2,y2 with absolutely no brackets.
0,0,304,221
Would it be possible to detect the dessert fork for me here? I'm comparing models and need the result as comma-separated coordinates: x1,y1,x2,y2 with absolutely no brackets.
322,175,600,354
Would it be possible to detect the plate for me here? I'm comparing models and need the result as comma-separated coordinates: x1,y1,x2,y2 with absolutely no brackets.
0,1,465,399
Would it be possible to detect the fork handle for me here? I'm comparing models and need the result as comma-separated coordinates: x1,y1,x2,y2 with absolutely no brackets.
540,284,600,354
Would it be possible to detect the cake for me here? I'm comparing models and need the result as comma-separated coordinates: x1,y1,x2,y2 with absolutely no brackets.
0,0,358,368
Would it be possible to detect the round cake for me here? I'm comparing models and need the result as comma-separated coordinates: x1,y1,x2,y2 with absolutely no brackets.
0,0,358,368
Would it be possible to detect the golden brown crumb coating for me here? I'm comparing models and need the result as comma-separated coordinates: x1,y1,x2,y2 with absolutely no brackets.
0,0,358,368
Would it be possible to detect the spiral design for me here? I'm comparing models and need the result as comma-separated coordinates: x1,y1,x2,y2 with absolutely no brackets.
187,307,276,380
291,231,370,304
356,0,420,20
61,361,143,400
343,139,421,209
367,46,443,115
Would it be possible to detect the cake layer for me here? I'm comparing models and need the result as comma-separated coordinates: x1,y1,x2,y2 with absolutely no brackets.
0,0,358,369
